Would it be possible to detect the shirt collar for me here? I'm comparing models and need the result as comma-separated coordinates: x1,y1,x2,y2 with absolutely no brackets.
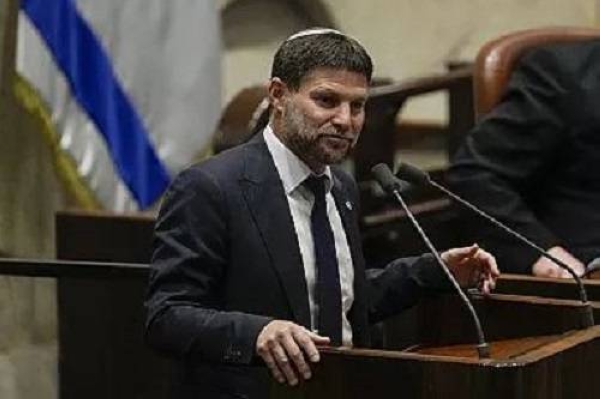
263,125,333,195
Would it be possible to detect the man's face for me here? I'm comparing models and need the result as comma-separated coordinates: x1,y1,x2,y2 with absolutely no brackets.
272,68,368,172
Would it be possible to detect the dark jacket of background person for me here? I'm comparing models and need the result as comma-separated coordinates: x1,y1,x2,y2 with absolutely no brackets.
448,40,600,274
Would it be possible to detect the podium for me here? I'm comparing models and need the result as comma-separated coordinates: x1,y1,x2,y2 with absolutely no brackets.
272,327,600,399
3,259,599,398
271,292,600,398
46,211,600,398
271,327,600,398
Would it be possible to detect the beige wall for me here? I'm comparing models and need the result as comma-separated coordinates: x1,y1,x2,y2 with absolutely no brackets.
223,0,598,120
325,0,596,78
323,0,598,119
222,0,307,106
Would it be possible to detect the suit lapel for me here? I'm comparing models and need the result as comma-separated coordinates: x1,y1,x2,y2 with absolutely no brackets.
239,137,311,328
331,172,370,346
331,175,362,271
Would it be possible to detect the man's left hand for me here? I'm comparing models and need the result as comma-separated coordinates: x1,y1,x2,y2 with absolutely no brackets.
441,244,500,295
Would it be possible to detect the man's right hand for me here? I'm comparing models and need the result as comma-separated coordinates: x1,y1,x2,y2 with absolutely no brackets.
532,246,585,278
256,320,330,386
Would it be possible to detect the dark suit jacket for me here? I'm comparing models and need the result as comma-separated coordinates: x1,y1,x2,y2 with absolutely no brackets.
448,40,600,274
145,134,447,398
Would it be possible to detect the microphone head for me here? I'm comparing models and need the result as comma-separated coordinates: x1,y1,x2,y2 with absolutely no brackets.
396,161,431,186
371,163,402,193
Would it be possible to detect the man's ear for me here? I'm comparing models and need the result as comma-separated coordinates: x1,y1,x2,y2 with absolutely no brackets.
267,78,288,114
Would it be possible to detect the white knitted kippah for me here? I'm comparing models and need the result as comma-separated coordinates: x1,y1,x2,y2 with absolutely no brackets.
284,28,346,42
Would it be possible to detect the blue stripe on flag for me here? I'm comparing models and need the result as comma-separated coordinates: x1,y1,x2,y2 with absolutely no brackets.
22,0,171,208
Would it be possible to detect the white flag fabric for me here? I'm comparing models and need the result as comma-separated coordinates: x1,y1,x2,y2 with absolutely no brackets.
16,0,221,211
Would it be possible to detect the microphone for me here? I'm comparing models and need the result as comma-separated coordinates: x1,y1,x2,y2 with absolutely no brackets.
395,161,595,328
371,164,491,359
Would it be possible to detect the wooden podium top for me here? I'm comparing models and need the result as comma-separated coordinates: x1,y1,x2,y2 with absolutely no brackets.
321,325,600,364
408,333,563,360
496,273,600,301
271,326,600,398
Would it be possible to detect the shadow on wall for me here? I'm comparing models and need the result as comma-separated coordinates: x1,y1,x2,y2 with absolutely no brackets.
222,0,336,49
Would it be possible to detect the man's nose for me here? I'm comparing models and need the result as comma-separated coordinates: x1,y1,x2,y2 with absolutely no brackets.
331,103,352,129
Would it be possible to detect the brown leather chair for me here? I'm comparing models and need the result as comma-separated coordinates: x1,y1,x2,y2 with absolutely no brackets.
474,27,600,120
212,85,269,154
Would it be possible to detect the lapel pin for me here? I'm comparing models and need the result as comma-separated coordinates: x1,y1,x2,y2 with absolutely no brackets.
345,201,353,211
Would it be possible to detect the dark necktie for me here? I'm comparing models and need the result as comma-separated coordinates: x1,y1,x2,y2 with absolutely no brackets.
304,175,342,346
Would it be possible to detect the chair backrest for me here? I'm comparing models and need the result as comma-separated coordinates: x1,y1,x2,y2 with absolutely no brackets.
474,27,600,120
212,85,269,154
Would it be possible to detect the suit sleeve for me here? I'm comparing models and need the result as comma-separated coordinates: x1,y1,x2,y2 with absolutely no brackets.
144,167,271,365
447,47,570,274
366,254,450,323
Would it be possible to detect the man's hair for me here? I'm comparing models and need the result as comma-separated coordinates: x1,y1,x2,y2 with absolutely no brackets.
271,30,373,91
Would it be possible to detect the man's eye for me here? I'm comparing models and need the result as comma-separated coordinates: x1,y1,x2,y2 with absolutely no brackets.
351,102,365,114
315,96,336,107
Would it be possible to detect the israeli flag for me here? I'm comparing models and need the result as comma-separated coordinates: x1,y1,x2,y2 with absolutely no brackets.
16,0,221,211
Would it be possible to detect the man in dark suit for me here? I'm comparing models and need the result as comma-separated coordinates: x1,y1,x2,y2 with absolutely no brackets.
448,40,600,277
145,28,498,398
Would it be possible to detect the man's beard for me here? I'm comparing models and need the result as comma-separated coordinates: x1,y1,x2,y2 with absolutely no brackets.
281,102,356,170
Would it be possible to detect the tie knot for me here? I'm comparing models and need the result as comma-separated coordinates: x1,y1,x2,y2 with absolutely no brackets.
304,175,328,199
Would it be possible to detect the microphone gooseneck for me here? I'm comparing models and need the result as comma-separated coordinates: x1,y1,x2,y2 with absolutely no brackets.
371,164,491,359
395,161,595,328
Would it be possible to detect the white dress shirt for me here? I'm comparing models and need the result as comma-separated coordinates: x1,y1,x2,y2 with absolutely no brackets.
264,125,355,346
